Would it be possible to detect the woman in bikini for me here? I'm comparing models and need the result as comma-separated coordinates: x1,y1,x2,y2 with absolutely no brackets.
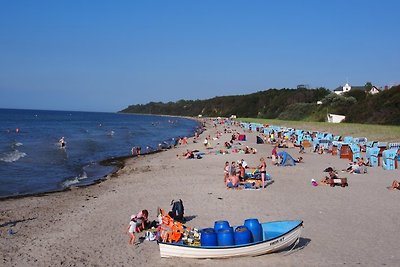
259,158,267,188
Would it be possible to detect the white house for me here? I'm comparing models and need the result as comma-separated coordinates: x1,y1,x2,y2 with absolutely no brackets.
334,83,381,95
334,83,352,95
368,86,381,95
327,113,346,123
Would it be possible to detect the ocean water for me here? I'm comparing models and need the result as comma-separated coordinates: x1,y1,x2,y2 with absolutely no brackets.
0,109,200,198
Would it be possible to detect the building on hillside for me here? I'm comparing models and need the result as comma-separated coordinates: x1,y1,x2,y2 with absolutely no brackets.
368,86,381,95
334,83,382,95
334,83,352,95
327,113,346,123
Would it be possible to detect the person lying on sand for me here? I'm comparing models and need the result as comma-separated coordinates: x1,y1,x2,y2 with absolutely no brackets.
387,180,400,190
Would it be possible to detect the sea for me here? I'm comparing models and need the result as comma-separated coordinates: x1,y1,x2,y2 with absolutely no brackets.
0,109,201,198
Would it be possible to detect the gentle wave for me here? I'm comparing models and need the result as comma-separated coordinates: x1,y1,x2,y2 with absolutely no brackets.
62,171,88,187
0,150,27,162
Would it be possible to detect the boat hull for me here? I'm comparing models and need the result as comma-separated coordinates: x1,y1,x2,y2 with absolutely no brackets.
159,220,303,259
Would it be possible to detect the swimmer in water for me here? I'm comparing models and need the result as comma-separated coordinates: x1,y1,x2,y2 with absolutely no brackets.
59,137,66,148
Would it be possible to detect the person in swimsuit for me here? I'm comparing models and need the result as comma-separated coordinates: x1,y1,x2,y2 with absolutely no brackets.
238,163,245,182
259,157,267,188
224,161,229,183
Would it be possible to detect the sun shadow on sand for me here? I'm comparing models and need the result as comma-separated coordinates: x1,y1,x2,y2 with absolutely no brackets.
0,217,36,228
281,237,311,255
184,215,197,222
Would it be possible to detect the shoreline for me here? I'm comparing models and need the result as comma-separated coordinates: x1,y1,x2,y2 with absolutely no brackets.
1,118,399,266
0,115,203,200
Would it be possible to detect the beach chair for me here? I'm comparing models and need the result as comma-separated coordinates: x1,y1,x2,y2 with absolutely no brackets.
382,149,398,170
350,144,361,162
333,135,341,142
368,147,380,167
319,139,332,151
296,133,304,146
343,136,353,144
388,142,400,150
377,142,388,156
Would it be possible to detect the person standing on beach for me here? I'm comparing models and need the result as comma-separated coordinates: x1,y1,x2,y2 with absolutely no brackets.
229,161,236,177
259,158,267,188
127,215,137,244
224,161,229,183
271,145,278,165
127,210,149,244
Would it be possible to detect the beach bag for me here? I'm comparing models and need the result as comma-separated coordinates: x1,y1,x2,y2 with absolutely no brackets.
169,199,185,222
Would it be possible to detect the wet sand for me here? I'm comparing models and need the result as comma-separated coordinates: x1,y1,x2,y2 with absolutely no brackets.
1,119,400,266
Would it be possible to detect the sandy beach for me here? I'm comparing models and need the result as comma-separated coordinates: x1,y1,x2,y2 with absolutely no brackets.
1,119,400,267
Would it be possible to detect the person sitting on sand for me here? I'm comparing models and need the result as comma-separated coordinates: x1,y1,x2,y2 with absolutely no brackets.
348,158,367,174
224,141,232,149
320,167,338,184
226,175,240,188
127,210,149,244
387,180,400,190
184,149,194,159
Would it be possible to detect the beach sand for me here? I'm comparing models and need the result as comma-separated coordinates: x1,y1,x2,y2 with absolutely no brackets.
1,120,400,266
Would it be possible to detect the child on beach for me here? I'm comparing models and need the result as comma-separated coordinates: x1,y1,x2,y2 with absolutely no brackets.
127,210,149,244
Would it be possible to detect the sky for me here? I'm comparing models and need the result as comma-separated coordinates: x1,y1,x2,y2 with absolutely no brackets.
0,0,399,112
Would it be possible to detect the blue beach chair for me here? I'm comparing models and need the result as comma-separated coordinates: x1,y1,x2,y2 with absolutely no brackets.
382,149,398,170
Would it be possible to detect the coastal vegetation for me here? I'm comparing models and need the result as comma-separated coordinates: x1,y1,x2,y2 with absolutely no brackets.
238,118,400,142
120,85,400,125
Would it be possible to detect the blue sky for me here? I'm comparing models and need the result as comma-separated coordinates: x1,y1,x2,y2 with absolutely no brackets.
0,0,399,112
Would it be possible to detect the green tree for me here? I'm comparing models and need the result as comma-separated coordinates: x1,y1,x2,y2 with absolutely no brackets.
365,82,373,92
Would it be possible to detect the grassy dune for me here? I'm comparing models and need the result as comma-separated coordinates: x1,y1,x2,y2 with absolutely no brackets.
237,118,400,142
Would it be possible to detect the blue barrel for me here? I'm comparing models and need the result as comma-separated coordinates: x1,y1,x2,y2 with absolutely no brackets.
214,220,230,232
234,226,251,245
217,227,234,246
200,228,217,246
244,218,263,242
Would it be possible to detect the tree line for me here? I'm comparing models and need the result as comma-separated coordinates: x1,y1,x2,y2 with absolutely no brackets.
120,85,400,125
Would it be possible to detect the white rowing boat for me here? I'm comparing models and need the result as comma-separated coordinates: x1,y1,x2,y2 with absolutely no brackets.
159,220,303,258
